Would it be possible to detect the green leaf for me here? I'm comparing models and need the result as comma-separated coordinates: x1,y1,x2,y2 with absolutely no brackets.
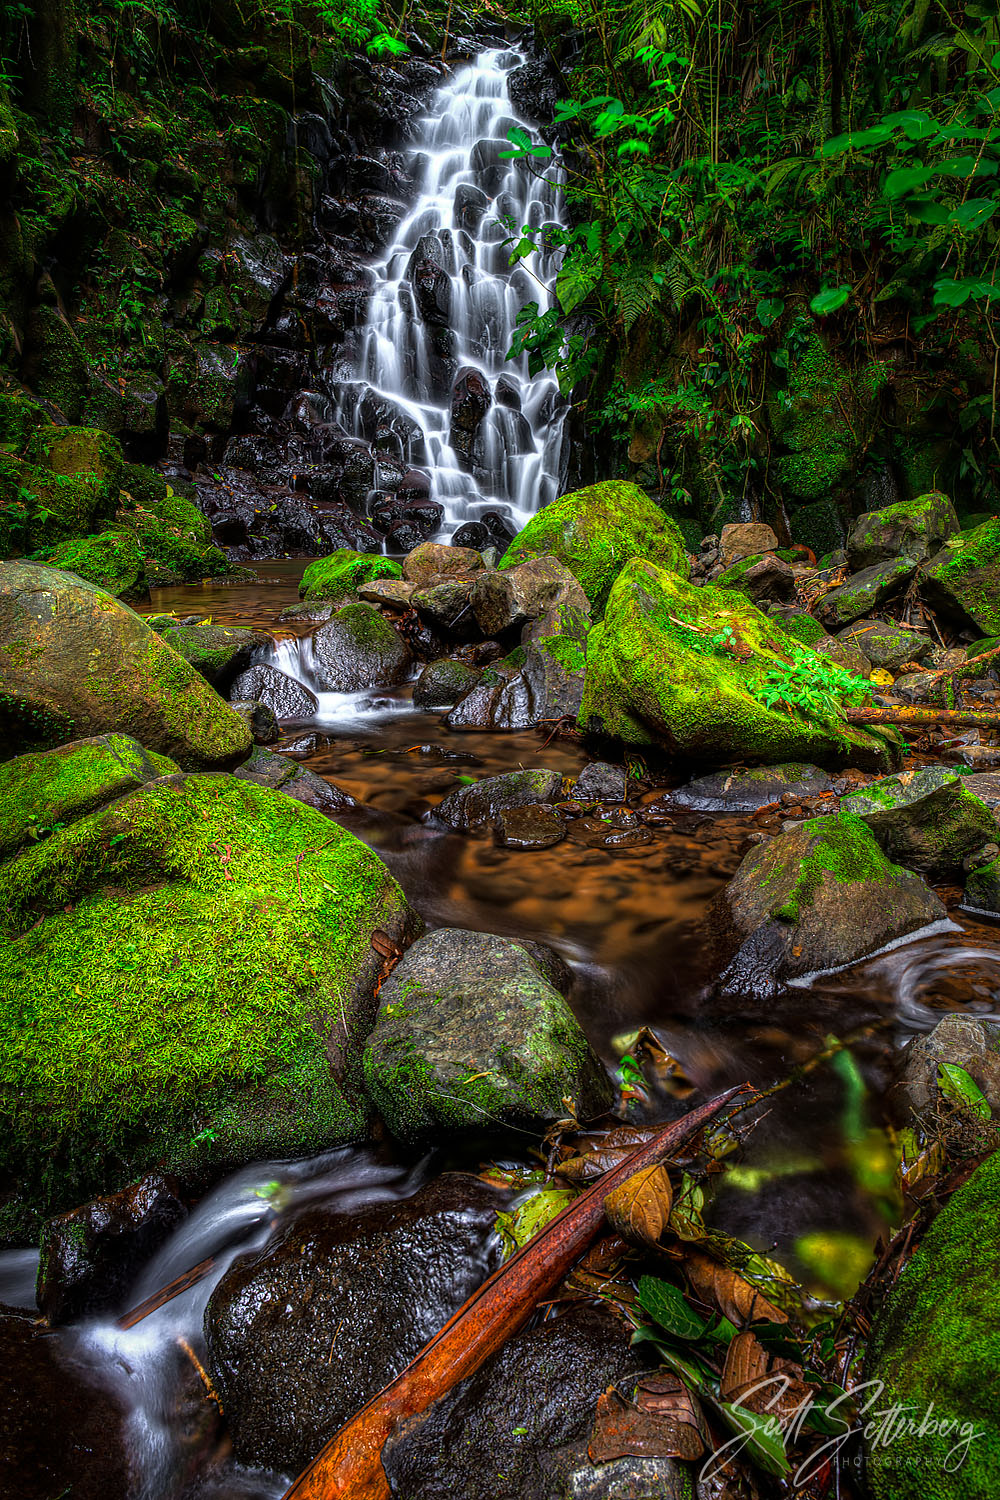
638,1275,709,1340
756,296,785,328
718,1402,793,1477
948,198,997,229
937,1062,992,1120
810,284,851,314
903,196,951,224
884,165,932,197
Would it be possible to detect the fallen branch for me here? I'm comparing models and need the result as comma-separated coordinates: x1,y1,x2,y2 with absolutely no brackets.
282,1084,753,1500
925,641,1000,681
117,1254,216,1330
843,705,1000,731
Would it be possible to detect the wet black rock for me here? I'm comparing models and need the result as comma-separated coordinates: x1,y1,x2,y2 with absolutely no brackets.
230,700,280,743
204,1176,504,1473
494,802,565,849
668,763,833,813
233,745,355,811
311,602,412,690
454,181,490,231
506,59,560,125
159,622,268,692
36,1171,186,1324
413,657,482,709
572,761,628,803
435,767,563,831
451,509,516,556
229,662,319,719
381,1304,663,1500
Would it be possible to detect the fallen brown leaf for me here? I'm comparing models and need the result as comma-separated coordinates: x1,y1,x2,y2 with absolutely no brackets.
685,1250,788,1325
588,1384,705,1464
604,1163,673,1250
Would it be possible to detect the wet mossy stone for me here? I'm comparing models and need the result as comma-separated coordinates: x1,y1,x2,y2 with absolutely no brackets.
299,550,402,603
865,1148,1000,1500
41,529,145,597
413,657,482,710
362,928,613,1142
840,767,998,879
814,558,915,629
229,662,319,720
770,607,827,650
499,480,689,615
715,552,795,604
311,602,412,691
0,735,177,862
580,559,900,773
669,762,833,813
921,518,1000,636
27,424,124,510
847,490,960,569
0,391,48,449
160,623,268,691
711,813,946,999
233,743,354,811
436,768,563,831
0,773,418,1215
0,563,251,766
838,618,933,673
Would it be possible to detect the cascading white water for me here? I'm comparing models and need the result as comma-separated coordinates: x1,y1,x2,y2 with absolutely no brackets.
334,47,568,540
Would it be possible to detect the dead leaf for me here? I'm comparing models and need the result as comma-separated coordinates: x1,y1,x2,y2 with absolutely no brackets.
721,1331,770,1402
684,1250,787,1325
588,1385,705,1464
371,929,402,960
604,1163,673,1250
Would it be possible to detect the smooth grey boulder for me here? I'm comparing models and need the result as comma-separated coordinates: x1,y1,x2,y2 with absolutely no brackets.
362,928,613,1141
229,699,279,743
837,618,932,672
413,658,482,710
840,766,998,878
435,768,563,831
233,745,354,811
230,662,319,719
571,761,628,803
311,602,412,691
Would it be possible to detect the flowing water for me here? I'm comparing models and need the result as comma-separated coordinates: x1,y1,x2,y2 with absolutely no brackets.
332,47,568,538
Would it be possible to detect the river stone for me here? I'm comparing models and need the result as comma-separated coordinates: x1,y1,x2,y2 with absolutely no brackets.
0,1308,136,1499
494,802,565,849
864,1149,1000,1499
840,766,998,878
500,480,689,615
813,558,915,628
0,562,251,767
414,657,482,709
435,768,563,831
298,549,402,602
814,633,871,677
36,1170,187,1324
711,813,946,999
229,662,319,719
0,770,417,1214
471,555,589,636
715,552,795,603
580,559,900,772
964,849,1000,914
362,928,613,1140
381,1304,687,1500
668,762,833,813
403,540,485,585
357,576,418,608
411,576,478,632
233,744,355,811
718,522,779,566
0,734,177,862
921,518,1000,636
896,1014,1000,1130
229,699,280,743
837,618,932,672
572,761,628,802
277,599,337,624
311,602,412,690
158,622,268,691
204,1175,503,1474
847,491,960,569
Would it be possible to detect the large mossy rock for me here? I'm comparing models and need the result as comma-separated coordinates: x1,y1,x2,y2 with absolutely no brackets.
814,558,915,629
299,549,403,603
579,558,900,772
159,622,268,691
0,768,418,1216
711,814,946,998
865,1149,1000,1499
499,481,689,614
0,562,251,766
847,491,960,569
436,768,564,831
204,1176,503,1474
311,602,412,691
921,518,1000,636
362,928,613,1141
840,766,998,878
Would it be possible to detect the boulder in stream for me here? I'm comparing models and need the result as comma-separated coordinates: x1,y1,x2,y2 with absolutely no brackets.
920,517,1000,636
435,767,563,831
158,622,269,691
846,490,960,569
580,559,901,772
840,766,998,878
311,601,412,690
0,764,418,1215
298,548,403,603
230,661,319,719
204,1175,503,1474
414,657,482,709
711,813,946,998
667,762,833,813
233,743,355,811
0,562,251,766
362,928,613,1140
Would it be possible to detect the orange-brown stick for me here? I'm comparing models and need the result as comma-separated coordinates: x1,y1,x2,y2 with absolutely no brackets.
282,1084,752,1500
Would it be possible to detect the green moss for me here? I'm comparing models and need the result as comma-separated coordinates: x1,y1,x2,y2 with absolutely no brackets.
778,612,827,649
43,529,145,595
299,550,402,603
0,392,48,450
921,518,1000,635
865,1149,1000,1498
0,772,415,1213
767,812,899,922
499,480,690,615
769,335,887,502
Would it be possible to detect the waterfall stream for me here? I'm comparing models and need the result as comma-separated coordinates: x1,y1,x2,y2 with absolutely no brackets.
333,48,568,542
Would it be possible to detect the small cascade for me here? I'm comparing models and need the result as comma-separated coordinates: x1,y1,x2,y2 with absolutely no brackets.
265,634,414,725
332,48,568,542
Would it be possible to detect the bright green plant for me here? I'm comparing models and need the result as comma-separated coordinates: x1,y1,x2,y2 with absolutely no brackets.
751,648,873,722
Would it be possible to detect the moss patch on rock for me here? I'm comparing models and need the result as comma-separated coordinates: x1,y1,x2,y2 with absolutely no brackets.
921,518,1000,636
299,550,402,603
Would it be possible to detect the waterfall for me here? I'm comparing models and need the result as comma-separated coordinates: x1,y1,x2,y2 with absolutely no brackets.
333,48,569,544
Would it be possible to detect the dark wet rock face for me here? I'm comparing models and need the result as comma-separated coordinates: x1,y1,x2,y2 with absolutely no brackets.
233,744,355,811
667,762,833,813
36,1171,186,1324
413,657,482,709
230,662,320,719
204,1175,504,1474
435,768,563,831
840,766,998,878
494,802,565,849
311,602,412,690
381,1304,673,1500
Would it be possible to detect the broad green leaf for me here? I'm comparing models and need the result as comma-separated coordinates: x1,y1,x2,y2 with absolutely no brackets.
948,198,997,229
638,1275,708,1340
937,1062,992,1119
810,284,851,314
884,165,933,196
756,296,784,327
903,196,952,224
718,1401,793,1477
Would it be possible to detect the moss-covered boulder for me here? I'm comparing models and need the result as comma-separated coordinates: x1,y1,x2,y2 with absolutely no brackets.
0,562,251,766
25,424,124,535
715,552,795,604
579,559,900,771
814,558,915,629
711,814,946,998
841,766,998,878
0,734,177,862
921,519,1000,636
865,1149,1000,1499
436,768,564,831
38,529,146,596
362,928,612,1141
838,618,933,672
0,771,418,1217
310,602,412,691
847,491,960,569
499,481,689,614
413,657,482,710
299,550,402,603
160,622,268,691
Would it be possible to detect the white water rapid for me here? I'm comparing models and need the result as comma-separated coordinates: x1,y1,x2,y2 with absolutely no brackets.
333,47,568,541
